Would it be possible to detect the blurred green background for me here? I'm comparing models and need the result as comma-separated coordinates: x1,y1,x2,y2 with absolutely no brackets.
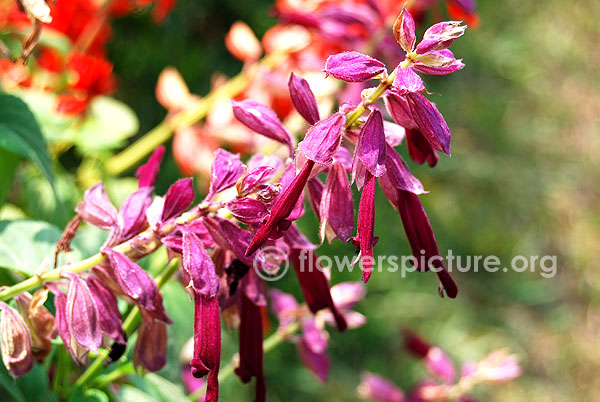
4,0,600,401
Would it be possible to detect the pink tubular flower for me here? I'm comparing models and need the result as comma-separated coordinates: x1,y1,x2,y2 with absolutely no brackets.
289,249,347,332
235,277,266,402
358,372,405,402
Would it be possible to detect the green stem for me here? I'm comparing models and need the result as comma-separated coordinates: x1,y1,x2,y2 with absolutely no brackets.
105,52,285,176
75,258,180,387
344,68,399,129
188,321,301,400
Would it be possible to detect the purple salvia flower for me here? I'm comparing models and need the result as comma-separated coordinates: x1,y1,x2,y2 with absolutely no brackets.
269,289,299,328
323,51,386,82
161,178,195,222
283,223,318,251
289,249,347,331
297,337,331,382
86,275,126,344
333,146,353,171
235,279,266,402
63,272,102,353
190,293,221,402
329,282,366,310
247,153,284,172
320,163,354,243
383,144,427,195
384,92,417,130
227,198,269,225
75,181,118,230
47,286,88,364
394,191,458,298
412,49,465,75
298,112,346,166
182,228,219,297
146,196,165,230
203,216,255,266
117,187,153,241
425,347,456,383
301,318,327,354
231,99,294,156
307,177,324,218
415,20,467,55
208,149,246,199
0,301,33,379
357,372,405,402
135,145,165,188
406,92,451,155
335,310,367,329
392,67,424,94
297,318,330,382
405,128,439,167
288,72,320,125
245,160,315,256
404,331,455,383
236,166,274,198
355,110,387,177
104,248,173,321
355,172,377,283
351,151,369,190
413,49,465,75
242,268,267,307
383,121,406,147
255,183,282,203
134,315,167,372
393,7,416,53
475,350,521,383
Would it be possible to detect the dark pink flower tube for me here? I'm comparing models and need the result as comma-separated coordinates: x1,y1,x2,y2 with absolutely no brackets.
235,290,266,402
191,294,221,402
289,249,347,331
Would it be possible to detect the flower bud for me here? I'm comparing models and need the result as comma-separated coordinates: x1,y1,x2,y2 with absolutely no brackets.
75,182,118,230
231,99,294,156
357,372,404,402
0,302,33,379
209,149,246,199
324,51,386,83
415,21,467,54
225,21,262,62
393,8,416,52
288,72,320,125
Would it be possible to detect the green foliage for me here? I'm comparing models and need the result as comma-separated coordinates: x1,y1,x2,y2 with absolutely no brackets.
0,93,56,197
0,220,84,276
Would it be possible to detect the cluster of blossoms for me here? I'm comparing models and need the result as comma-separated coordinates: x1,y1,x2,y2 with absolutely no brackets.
159,0,478,180
358,331,521,401
0,6,478,402
0,0,176,115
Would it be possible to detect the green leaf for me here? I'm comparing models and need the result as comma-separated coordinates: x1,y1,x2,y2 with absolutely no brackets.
0,362,26,402
0,220,84,276
15,363,49,402
117,385,157,402
0,148,19,207
145,373,193,402
74,96,139,155
0,93,56,193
